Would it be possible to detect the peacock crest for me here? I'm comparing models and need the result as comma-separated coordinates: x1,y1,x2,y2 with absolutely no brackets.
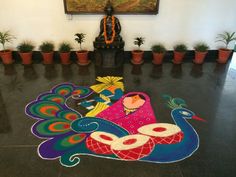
162,94,187,110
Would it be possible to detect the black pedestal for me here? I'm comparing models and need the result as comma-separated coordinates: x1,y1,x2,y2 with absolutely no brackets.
94,48,124,68
93,40,125,68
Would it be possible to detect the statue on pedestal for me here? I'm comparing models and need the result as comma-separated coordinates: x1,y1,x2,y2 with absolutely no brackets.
93,1,125,68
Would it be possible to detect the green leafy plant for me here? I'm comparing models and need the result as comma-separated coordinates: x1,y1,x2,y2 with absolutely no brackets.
59,42,72,53
151,44,166,53
39,41,54,53
75,33,85,51
17,41,35,53
194,42,209,52
174,44,187,52
0,30,15,51
216,31,236,49
134,37,145,50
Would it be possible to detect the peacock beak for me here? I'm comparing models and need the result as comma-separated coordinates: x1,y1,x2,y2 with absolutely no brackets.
192,115,206,122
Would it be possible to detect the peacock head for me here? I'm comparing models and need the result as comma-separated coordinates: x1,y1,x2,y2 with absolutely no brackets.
172,108,205,122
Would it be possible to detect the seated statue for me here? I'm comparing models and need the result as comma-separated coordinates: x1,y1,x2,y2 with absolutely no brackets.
93,1,125,68
96,2,123,45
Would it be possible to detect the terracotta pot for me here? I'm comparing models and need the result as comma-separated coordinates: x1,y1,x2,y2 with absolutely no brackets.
41,52,54,64
0,50,13,64
76,50,90,65
152,52,165,65
131,50,144,64
218,49,232,64
173,51,186,64
59,52,71,65
19,52,33,65
193,51,207,64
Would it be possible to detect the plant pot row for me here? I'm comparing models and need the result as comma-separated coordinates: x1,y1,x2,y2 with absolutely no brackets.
131,31,236,65
0,51,90,65
131,49,232,65
0,49,232,65
0,32,90,65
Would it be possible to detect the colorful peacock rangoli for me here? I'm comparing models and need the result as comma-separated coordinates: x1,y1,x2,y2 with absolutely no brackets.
25,76,205,167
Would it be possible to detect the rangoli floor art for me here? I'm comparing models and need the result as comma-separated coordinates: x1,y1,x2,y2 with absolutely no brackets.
25,76,205,167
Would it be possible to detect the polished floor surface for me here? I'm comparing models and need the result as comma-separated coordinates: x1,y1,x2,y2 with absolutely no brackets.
0,58,236,177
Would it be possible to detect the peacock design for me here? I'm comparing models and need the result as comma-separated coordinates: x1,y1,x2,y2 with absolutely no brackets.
25,76,205,167
141,95,206,163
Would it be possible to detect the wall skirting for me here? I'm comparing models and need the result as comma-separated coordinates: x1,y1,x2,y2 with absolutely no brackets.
7,50,222,64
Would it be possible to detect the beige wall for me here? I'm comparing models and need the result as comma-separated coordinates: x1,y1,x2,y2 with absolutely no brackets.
0,0,236,51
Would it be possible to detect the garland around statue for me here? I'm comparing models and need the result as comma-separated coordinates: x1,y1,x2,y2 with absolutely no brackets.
104,16,115,44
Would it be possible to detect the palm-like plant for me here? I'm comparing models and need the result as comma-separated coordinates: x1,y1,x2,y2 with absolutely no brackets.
0,31,15,51
216,31,236,49
134,37,145,50
75,33,85,51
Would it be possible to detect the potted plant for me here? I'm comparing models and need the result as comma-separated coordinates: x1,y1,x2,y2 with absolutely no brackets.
0,30,15,64
39,41,55,64
59,42,72,65
173,43,187,64
216,31,236,63
75,33,90,65
193,42,209,64
151,43,166,65
17,41,35,65
131,37,145,64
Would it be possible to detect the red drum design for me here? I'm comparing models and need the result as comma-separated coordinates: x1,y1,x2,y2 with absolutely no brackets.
86,131,119,155
138,123,184,144
111,134,155,160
